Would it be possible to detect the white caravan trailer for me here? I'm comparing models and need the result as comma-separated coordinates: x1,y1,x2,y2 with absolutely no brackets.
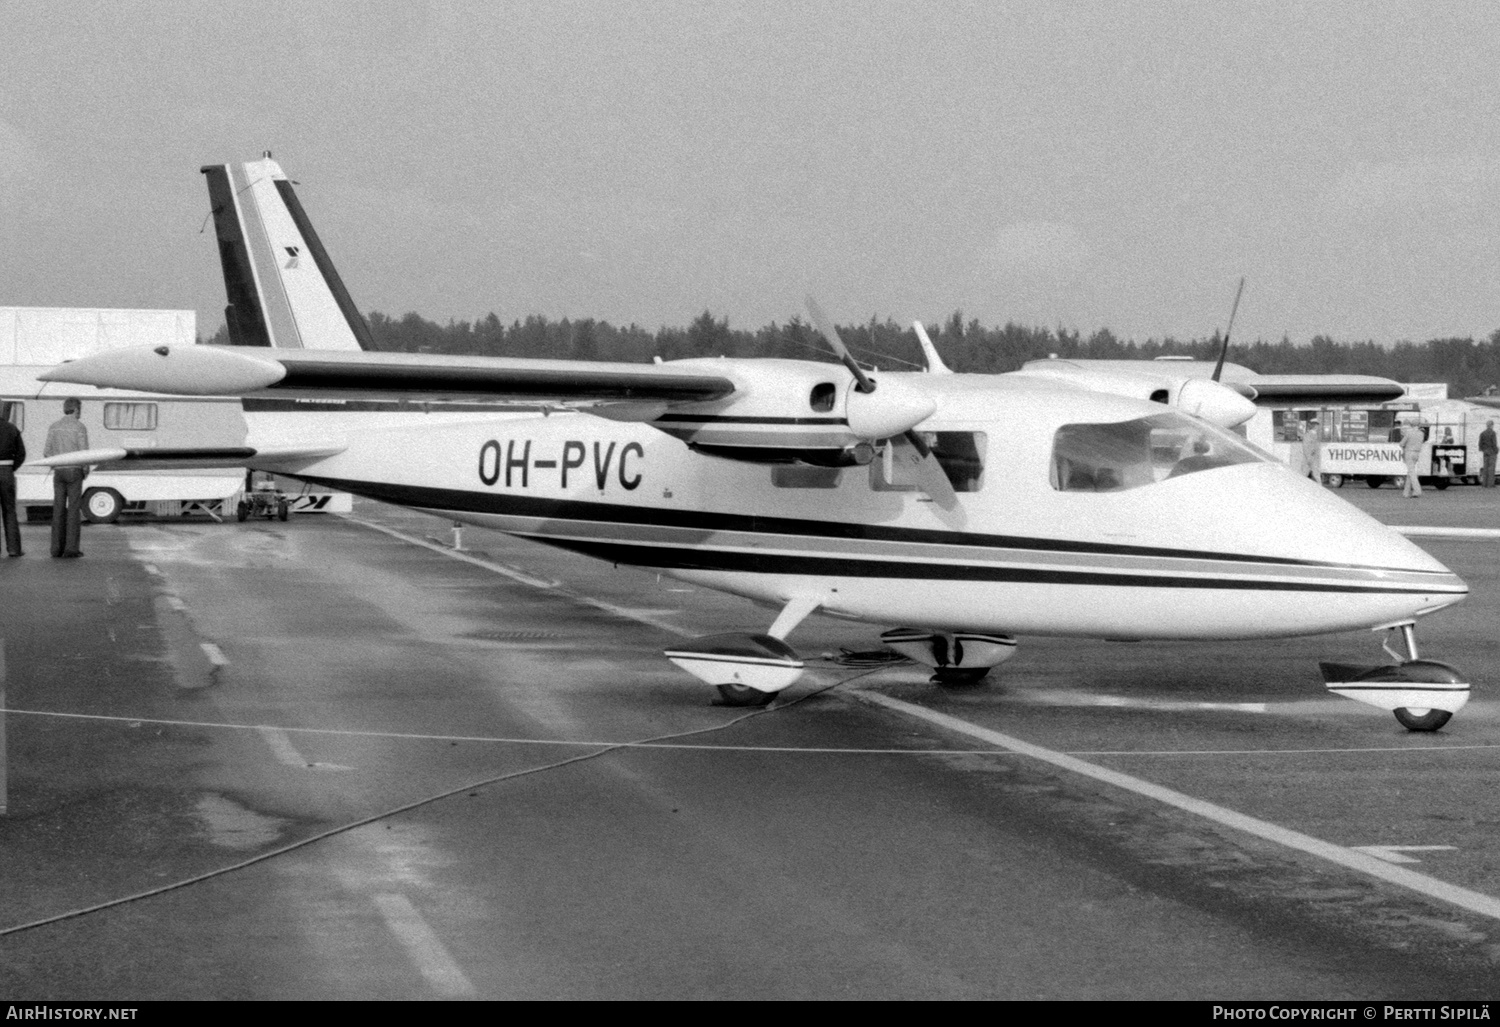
1,307,248,521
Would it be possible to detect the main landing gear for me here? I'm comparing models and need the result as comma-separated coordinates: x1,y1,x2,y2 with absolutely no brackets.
663,597,821,707
1320,621,1469,732
879,628,1018,687
663,594,1026,707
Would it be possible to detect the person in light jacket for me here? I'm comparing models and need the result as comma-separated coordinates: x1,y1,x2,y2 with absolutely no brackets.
43,398,89,557
1400,420,1426,499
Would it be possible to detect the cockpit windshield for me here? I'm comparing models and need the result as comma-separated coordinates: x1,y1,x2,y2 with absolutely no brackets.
1051,411,1265,492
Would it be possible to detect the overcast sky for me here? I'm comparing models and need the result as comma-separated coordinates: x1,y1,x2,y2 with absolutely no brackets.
4,1,1500,347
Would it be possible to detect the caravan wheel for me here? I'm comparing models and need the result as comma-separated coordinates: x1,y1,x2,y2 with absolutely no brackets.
83,488,124,524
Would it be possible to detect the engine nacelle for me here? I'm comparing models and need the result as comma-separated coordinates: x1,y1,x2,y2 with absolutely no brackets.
650,359,933,460
1014,359,1256,428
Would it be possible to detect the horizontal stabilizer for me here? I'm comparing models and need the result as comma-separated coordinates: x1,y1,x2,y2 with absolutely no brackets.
33,444,345,471
39,344,287,394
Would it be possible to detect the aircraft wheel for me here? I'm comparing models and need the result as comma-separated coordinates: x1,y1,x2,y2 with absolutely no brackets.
1394,707,1452,732
715,683,777,707
1366,476,1387,489
931,667,991,688
82,487,124,524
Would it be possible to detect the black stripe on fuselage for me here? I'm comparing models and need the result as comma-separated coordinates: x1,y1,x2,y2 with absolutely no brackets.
538,537,1432,592
655,414,850,426
292,473,1438,577
243,398,544,413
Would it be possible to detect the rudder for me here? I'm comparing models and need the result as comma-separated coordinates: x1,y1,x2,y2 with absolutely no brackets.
201,156,372,351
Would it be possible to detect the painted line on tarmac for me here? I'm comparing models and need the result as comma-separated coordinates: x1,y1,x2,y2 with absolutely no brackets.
6,706,1499,758
340,513,696,638
855,689,1500,923
199,642,229,667
370,893,477,998
1018,689,1268,713
258,727,310,768
342,514,557,588
1393,525,1500,539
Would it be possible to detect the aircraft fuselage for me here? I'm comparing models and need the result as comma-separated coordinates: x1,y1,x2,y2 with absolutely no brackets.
246,372,1465,643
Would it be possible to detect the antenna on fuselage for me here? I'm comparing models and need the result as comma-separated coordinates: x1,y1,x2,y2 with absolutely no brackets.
1211,277,1246,383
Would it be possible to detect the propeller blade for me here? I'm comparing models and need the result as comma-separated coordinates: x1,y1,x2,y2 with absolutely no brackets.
896,430,958,510
806,296,876,394
1211,277,1246,383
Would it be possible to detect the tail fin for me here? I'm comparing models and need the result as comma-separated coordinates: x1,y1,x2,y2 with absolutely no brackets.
201,156,373,351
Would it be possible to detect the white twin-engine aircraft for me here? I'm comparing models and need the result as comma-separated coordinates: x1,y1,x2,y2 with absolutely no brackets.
39,158,1470,729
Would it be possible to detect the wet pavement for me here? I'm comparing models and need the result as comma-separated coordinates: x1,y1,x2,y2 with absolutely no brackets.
1,493,1499,999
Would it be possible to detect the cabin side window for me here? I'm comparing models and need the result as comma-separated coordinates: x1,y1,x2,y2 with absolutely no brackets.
1,401,21,431
870,431,987,493
1051,412,1261,492
103,402,158,431
809,382,837,413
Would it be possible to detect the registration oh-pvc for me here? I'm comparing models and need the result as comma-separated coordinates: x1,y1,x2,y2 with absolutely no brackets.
478,439,644,491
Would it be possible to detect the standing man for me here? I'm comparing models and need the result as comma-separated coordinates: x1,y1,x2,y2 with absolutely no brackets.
1400,419,1426,499
44,398,89,558
1301,422,1322,483
1480,420,1498,488
0,402,25,557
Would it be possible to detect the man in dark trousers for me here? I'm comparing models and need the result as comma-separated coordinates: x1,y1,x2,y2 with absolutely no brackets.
0,402,25,557
1481,420,1498,488
43,398,89,558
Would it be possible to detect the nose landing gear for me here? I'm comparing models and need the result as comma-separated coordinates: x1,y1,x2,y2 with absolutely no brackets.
1320,621,1469,732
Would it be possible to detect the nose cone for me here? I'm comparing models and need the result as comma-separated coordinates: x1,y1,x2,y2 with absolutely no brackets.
1173,464,1467,630
1267,472,1455,575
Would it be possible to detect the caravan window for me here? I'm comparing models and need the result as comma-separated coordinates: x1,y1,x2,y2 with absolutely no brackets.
1,402,20,431
104,402,158,431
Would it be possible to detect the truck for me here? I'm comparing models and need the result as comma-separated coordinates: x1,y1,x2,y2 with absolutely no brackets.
1257,398,1487,490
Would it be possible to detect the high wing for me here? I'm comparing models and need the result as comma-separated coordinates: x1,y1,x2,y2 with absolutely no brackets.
38,343,738,404
1019,357,1407,410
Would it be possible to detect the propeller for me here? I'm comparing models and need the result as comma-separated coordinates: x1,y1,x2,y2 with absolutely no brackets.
1211,277,1245,383
805,297,956,509
806,296,876,393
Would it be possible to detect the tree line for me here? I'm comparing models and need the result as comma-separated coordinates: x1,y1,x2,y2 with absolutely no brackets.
206,310,1500,399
